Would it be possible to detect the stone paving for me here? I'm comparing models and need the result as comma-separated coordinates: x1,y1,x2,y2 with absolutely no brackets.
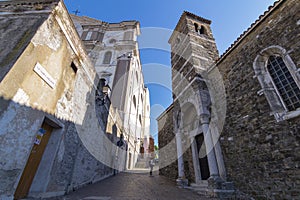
47,168,215,200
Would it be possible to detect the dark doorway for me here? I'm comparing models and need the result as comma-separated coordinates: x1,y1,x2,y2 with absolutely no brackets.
195,134,210,180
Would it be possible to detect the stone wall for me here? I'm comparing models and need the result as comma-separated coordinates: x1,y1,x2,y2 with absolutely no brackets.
158,105,178,181
158,104,196,183
216,0,300,199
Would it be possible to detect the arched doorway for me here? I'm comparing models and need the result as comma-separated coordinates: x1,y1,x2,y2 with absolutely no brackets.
181,102,210,181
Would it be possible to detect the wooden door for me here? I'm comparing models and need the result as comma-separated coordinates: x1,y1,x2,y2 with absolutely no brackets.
14,122,53,199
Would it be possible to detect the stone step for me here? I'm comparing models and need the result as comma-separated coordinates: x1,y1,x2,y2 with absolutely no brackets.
190,181,236,199
135,163,146,168
189,182,209,196
190,181,208,188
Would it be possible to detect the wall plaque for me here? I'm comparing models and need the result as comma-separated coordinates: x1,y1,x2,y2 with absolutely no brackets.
34,62,56,89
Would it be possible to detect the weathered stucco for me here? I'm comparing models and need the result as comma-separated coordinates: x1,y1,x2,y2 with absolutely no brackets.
0,1,122,199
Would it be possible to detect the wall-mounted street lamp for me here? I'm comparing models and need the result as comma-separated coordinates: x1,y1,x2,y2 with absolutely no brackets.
117,134,124,147
134,137,141,144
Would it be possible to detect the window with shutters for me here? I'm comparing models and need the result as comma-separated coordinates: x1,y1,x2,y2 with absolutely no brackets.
253,46,300,121
81,29,104,42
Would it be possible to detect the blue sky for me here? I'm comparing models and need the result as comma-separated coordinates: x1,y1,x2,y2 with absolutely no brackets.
64,0,276,144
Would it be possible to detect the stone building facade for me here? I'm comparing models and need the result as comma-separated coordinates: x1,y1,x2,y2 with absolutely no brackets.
158,0,300,199
70,15,151,170
0,0,132,199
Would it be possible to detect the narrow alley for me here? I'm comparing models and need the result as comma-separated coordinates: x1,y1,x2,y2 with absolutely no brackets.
47,169,215,200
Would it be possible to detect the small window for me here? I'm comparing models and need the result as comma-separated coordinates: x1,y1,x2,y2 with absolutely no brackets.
133,95,137,108
139,114,142,124
199,25,206,35
103,51,112,64
81,29,104,42
124,31,133,40
81,30,89,40
194,23,206,35
194,23,198,32
71,62,77,73
136,71,138,82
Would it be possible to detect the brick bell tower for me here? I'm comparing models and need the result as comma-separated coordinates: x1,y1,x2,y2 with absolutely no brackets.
168,11,227,189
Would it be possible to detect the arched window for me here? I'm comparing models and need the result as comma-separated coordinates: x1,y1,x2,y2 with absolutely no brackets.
136,71,139,82
133,95,137,108
194,23,206,35
267,56,300,111
253,46,300,121
103,51,112,64
199,25,206,35
194,23,199,33
139,114,142,124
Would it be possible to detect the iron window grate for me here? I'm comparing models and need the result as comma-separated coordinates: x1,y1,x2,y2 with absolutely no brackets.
267,56,300,111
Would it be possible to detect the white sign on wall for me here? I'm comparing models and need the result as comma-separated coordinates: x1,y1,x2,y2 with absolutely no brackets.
33,62,56,89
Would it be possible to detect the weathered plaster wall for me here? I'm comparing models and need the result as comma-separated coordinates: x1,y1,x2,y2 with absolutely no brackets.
216,0,300,199
0,1,120,199
0,4,74,198
0,100,45,198
0,0,58,83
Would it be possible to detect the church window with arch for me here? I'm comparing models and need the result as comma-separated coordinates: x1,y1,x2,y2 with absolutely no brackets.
267,55,300,111
253,46,300,121
103,51,112,64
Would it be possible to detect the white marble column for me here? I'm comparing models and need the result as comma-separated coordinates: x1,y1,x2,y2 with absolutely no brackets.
200,114,219,178
191,137,202,183
175,130,188,186
210,123,227,180
175,130,185,178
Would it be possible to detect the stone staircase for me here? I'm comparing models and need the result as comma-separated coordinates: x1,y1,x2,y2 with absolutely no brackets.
188,180,236,199
190,181,209,196
135,157,149,168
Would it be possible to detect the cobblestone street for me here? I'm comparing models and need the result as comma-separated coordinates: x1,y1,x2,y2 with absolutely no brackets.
49,169,214,200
